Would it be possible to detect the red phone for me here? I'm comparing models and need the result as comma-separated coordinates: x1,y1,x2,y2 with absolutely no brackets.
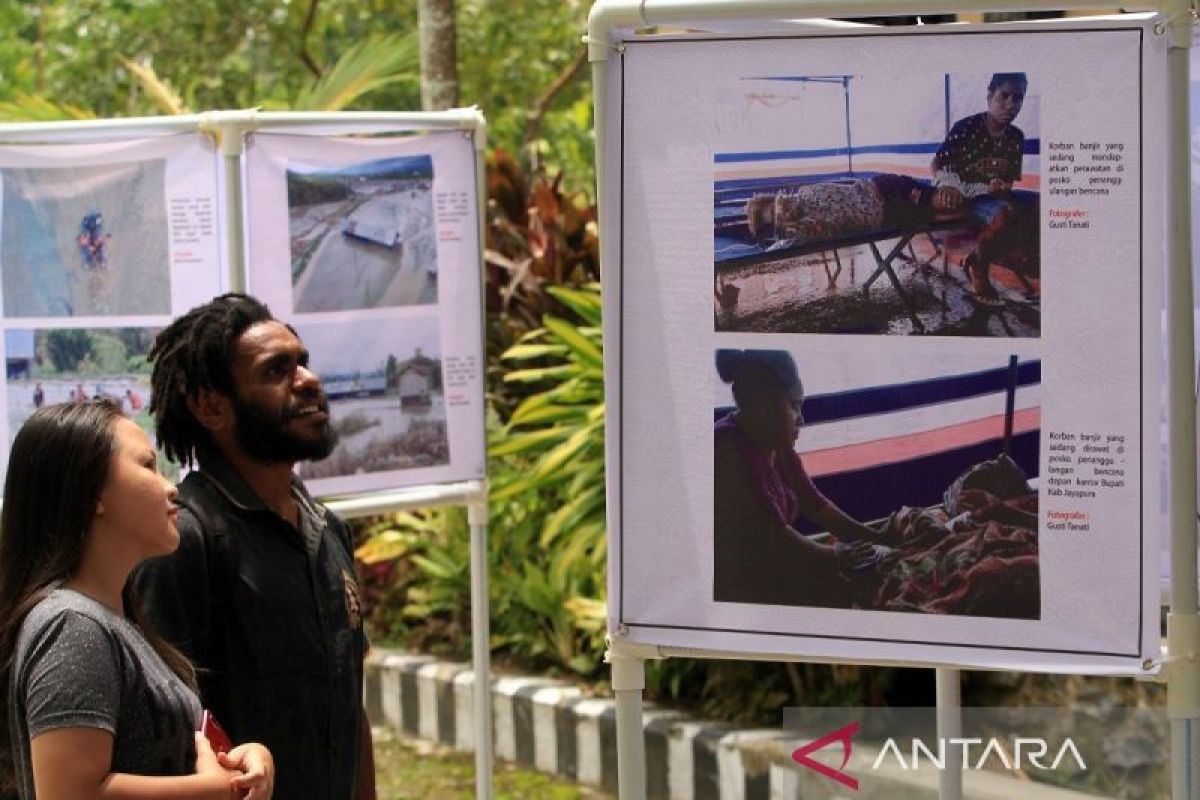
199,709,234,755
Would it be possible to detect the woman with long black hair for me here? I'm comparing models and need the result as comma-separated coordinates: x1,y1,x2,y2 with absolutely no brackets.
0,400,273,799
714,350,886,607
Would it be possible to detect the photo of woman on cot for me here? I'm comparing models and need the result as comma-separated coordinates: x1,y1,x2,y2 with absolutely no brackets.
0,400,274,799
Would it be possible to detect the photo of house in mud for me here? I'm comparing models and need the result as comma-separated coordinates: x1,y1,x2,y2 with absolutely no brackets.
714,72,1040,337
1,161,170,317
5,326,166,476
294,316,449,481
287,154,437,312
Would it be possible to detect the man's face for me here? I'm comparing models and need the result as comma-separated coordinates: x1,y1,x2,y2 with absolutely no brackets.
986,82,1025,127
228,320,336,464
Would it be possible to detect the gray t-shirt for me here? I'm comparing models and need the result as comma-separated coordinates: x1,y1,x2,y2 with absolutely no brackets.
8,588,202,798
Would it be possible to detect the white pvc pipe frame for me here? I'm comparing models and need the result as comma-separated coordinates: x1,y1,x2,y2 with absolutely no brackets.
0,109,496,800
588,2,1200,800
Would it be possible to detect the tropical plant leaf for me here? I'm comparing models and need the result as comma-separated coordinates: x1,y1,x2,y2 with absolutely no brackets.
503,364,579,384
291,33,419,111
531,420,601,480
501,343,569,361
542,315,602,367
487,426,571,457
547,285,603,326
541,484,604,547
0,92,95,122
119,56,188,115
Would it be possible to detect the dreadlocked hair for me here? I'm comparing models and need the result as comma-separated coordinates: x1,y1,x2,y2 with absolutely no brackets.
150,292,274,468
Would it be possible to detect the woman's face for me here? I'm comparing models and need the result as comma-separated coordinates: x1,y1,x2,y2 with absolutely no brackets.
986,82,1025,127
743,383,804,449
95,417,180,560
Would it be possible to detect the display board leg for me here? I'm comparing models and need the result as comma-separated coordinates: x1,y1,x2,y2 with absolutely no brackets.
609,644,648,800
1166,8,1200,800
468,495,494,800
935,668,963,800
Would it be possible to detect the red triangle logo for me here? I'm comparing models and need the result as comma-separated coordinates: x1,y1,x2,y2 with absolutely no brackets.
791,721,860,791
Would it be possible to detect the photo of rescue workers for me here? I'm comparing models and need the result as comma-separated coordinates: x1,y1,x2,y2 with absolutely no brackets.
5,326,164,469
714,72,1040,337
293,315,449,481
1,161,170,318
287,154,437,313
712,347,1041,618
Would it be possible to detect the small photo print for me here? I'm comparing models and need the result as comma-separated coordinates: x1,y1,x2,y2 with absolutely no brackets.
712,347,1040,618
1,162,171,317
294,315,449,480
6,326,165,471
287,155,437,313
714,72,1040,337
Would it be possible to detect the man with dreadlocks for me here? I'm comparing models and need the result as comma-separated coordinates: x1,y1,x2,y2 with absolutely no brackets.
133,293,375,800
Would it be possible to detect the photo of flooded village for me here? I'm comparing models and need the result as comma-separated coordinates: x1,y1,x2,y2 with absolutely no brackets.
287,154,437,312
4,326,173,478
294,316,449,481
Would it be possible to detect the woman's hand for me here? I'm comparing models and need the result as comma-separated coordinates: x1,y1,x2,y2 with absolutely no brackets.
194,732,242,798
834,540,877,571
219,743,275,800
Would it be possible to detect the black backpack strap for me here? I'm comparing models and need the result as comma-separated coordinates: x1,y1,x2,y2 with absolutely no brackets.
175,471,234,670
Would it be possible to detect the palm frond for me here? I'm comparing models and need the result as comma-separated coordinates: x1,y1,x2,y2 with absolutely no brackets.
0,92,96,122
291,33,419,112
119,57,189,115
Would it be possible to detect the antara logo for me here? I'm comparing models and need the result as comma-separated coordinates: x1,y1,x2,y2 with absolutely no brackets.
790,722,860,790
790,722,1088,790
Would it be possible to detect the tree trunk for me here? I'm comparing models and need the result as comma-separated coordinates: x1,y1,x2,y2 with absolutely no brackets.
418,0,458,111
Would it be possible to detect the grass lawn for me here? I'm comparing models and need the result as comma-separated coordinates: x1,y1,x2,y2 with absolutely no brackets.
373,727,611,800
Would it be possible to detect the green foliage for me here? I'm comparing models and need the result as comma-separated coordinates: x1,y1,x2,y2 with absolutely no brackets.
44,329,92,372
0,0,422,118
0,0,593,187
287,33,419,111
358,285,607,677
458,0,593,195
88,332,128,374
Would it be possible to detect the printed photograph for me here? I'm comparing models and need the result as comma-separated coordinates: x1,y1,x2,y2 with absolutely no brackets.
1,161,171,317
5,326,167,473
712,347,1041,617
287,154,437,312
714,72,1040,337
294,315,449,480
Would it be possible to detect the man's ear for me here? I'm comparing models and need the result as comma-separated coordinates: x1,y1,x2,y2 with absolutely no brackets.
186,388,233,433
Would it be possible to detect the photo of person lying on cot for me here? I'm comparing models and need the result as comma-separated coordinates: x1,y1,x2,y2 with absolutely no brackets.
713,348,891,608
742,173,960,251
931,71,1039,305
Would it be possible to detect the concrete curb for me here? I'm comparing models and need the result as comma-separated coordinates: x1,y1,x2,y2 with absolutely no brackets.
366,649,1106,799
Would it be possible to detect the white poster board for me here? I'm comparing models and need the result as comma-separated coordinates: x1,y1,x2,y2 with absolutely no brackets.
0,132,224,482
243,131,486,497
606,20,1163,673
